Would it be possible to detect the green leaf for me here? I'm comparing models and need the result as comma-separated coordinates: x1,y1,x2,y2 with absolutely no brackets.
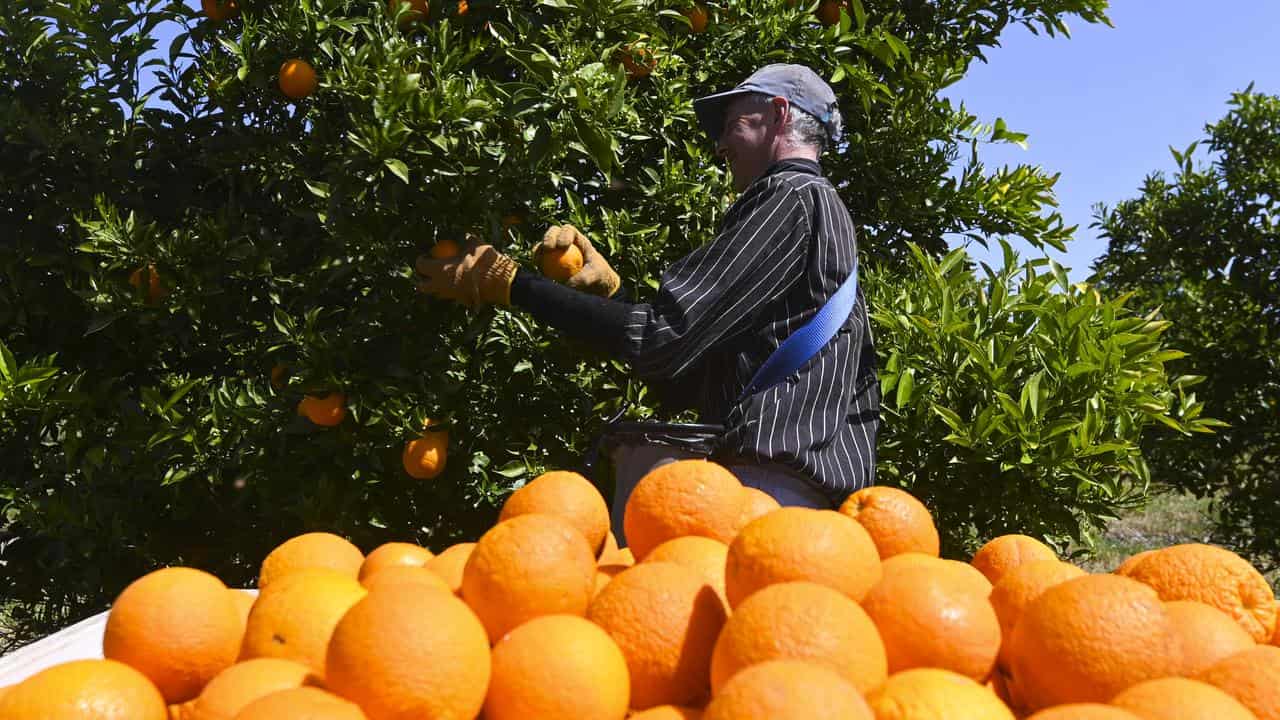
895,368,915,408
495,462,527,478
0,342,14,382
384,159,410,184
161,379,202,414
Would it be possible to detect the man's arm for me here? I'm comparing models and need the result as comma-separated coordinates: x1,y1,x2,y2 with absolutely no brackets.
510,174,810,381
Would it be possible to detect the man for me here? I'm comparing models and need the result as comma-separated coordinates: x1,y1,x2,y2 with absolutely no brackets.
416,64,880,523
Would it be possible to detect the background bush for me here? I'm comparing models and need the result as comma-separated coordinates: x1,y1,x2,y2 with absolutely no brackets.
1093,89,1280,574
1,0,1213,648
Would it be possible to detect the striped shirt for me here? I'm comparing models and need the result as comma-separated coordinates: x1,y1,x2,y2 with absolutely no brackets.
621,158,879,502
509,158,880,503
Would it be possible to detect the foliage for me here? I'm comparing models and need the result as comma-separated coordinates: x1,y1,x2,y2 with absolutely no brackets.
0,0,1115,647
1092,89,1279,572
869,244,1215,557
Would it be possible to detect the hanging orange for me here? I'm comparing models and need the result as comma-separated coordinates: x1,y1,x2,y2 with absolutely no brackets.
278,59,317,101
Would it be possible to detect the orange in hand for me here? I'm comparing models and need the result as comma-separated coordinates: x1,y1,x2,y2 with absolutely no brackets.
539,244,584,282
430,238,462,258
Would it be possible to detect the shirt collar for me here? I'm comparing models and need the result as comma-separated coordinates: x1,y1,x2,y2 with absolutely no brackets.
763,157,822,178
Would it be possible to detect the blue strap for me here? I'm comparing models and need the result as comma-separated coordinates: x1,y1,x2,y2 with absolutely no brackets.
737,267,859,403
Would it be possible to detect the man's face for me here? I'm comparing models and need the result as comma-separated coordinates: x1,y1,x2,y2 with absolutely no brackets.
716,95,784,192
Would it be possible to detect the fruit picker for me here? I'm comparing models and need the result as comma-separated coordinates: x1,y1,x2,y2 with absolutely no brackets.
416,64,880,543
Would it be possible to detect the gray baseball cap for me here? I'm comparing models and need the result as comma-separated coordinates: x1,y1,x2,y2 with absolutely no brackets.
693,63,842,143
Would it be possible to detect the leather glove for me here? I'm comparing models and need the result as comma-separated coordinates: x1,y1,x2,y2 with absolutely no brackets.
415,238,517,308
535,224,622,298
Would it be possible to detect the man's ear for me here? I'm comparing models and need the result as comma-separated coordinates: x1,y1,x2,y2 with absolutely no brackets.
771,96,790,130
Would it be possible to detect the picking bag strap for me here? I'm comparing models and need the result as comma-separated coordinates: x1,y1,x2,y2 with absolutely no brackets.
737,266,859,404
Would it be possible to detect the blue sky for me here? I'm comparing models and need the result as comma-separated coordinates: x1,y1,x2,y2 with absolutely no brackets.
945,0,1280,281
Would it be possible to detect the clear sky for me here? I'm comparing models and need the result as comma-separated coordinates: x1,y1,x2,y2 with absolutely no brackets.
944,0,1280,281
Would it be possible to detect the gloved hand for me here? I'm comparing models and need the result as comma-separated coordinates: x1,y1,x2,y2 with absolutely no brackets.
535,224,621,298
415,238,517,308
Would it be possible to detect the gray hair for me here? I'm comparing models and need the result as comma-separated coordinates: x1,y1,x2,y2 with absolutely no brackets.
745,92,835,152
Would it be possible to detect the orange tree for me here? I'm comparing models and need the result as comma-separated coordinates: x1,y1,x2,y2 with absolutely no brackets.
3,0,1213,644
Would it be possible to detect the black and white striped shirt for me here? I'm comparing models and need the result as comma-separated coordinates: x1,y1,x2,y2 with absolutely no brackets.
510,158,880,503
622,158,879,502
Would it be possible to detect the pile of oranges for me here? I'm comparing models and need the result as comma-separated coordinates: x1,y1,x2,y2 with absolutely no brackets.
2,460,1277,719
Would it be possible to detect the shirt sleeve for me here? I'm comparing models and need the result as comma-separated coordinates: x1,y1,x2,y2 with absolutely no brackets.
623,175,810,381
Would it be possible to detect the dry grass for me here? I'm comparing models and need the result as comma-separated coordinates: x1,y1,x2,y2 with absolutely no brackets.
1074,487,1278,590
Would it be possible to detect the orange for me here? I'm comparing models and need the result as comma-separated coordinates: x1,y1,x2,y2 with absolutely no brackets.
815,0,843,26
735,486,780,531
296,393,347,427
971,534,1059,585
703,659,873,720
1119,543,1277,642
231,687,365,720
881,553,993,597
129,264,169,304
860,560,1001,681
357,542,433,584
129,266,171,304
594,563,629,598
618,44,656,80
710,581,887,695
402,426,448,479
623,459,745,560
360,565,452,596
629,707,703,720
258,532,363,589
587,562,726,709
644,536,729,609
838,486,940,559
1195,645,1280,720
499,470,610,555
989,560,1086,667
171,701,195,720
1025,707,1142,720
424,541,474,593
598,530,626,563
865,668,1015,720
229,589,255,629
1164,600,1256,677
724,507,880,608
268,364,288,390
239,569,367,674
1111,677,1255,720
1005,574,1180,710
680,3,709,33
0,659,167,720
429,238,461,259
278,59,317,101
188,659,320,720
326,589,490,720
460,513,596,642
103,567,242,703
484,614,629,720
1114,549,1158,576
538,244,584,282
201,0,240,21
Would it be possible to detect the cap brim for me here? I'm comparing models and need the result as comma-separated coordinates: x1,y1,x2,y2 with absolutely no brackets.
693,88,752,140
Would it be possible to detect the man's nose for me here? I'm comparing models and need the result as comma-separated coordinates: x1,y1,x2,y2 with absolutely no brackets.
715,137,729,159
